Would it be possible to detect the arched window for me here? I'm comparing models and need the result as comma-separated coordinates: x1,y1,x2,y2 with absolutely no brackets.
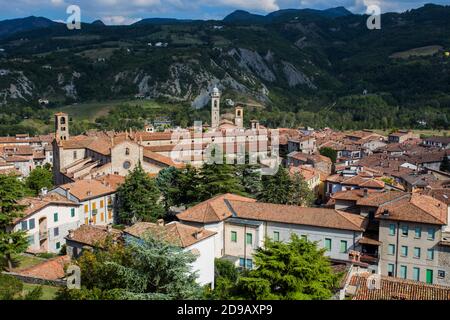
214,101,218,108
60,117,66,125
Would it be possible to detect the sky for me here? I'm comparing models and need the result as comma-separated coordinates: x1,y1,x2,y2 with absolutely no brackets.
0,0,448,25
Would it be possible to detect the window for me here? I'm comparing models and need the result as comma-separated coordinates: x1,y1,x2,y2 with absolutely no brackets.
401,225,408,237
273,231,280,242
427,228,435,240
56,242,61,250
427,249,434,260
340,240,348,253
438,270,446,279
28,235,35,245
101,212,104,222
413,268,420,281
21,221,28,231
92,202,96,210
29,219,35,230
231,231,237,243
413,247,421,259
53,213,58,222
415,227,422,238
84,204,89,213
246,259,253,269
246,233,253,245
387,264,395,277
123,161,131,170
426,269,433,284
100,200,104,208
400,266,407,279
401,246,408,257
93,215,97,224
108,211,112,220
73,151,77,159
388,244,396,255
239,258,245,267
71,208,75,218
85,218,89,225
389,224,396,236
54,227,59,237
325,238,332,251
125,148,130,156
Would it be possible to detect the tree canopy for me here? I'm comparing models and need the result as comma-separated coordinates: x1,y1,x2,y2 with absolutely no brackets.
0,174,29,271
116,162,164,224
233,235,341,300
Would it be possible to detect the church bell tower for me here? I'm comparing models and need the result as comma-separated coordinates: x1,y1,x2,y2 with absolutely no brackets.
211,86,220,130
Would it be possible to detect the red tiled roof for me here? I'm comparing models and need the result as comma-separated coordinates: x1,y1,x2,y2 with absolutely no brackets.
350,274,450,300
124,221,216,248
376,193,447,225
16,255,71,281
177,193,256,223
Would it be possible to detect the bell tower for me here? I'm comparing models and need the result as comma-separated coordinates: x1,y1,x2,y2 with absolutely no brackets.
211,86,220,129
55,112,69,141
235,105,244,129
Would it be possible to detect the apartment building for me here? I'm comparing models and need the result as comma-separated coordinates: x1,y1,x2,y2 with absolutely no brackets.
177,194,369,269
51,179,118,226
13,193,80,253
124,221,216,288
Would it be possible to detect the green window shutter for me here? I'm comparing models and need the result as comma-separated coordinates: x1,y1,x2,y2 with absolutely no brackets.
400,266,407,279
54,213,58,222
231,231,237,242
413,268,420,281
71,208,75,217
340,240,347,253
273,231,280,242
389,224,396,236
325,238,332,251
426,269,433,284
246,233,253,245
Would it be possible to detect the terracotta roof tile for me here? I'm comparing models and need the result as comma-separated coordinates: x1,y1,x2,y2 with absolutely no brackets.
59,179,116,201
350,274,450,300
176,194,256,223
16,255,71,280
124,221,216,248
66,225,122,247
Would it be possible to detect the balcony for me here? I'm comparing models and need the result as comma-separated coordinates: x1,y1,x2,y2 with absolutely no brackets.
360,253,379,264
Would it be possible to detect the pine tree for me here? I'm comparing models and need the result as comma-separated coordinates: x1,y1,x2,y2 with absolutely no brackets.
0,174,29,271
234,235,341,300
198,161,245,202
236,157,262,197
117,162,164,224
289,172,315,207
155,166,179,209
258,167,292,204
25,166,53,196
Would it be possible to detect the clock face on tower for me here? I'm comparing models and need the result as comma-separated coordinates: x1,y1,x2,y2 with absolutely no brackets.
123,161,131,170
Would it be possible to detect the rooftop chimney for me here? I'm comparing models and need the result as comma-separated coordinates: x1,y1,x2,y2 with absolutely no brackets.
194,228,204,239
40,187,48,196
106,225,112,234
68,229,74,239
65,187,71,199
157,219,165,226
363,188,369,198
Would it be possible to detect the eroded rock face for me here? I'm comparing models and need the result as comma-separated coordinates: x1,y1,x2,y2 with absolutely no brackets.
282,61,317,89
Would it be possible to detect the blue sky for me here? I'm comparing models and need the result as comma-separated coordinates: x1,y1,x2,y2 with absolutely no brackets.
0,0,449,24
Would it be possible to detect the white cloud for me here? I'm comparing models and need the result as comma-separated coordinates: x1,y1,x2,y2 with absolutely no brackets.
101,15,142,25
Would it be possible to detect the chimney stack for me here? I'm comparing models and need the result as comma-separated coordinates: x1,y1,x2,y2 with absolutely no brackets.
157,219,165,226
106,225,112,233
66,187,71,199
68,229,74,239
363,188,369,198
